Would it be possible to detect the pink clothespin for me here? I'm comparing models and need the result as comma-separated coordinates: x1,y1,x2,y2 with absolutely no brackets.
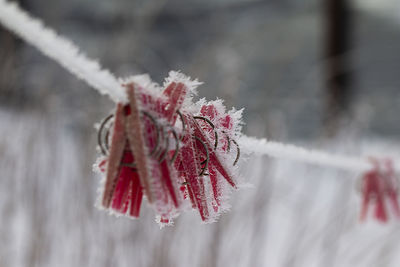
359,158,400,222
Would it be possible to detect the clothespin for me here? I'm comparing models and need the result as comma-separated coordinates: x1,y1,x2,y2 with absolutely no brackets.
359,158,400,222
98,81,187,219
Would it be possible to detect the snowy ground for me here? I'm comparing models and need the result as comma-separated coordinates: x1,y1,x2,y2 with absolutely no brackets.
1,107,400,267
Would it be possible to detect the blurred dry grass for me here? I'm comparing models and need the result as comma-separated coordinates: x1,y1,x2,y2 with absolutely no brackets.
1,107,400,267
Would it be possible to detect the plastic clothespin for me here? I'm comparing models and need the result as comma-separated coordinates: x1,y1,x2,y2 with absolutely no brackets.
359,158,400,222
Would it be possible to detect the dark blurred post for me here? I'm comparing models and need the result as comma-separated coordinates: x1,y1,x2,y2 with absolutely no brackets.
0,0,29,105
0,26,18,102
323,0,352,136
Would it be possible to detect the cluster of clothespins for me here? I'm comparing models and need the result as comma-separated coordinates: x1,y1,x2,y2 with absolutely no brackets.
93,71,400,227
359,159,400,222
95,72,243,226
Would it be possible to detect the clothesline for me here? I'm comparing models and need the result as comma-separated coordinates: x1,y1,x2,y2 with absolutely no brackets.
239,136,374,173
0,0,395,174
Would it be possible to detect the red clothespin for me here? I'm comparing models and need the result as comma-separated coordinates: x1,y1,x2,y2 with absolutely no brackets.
98,86,156,218
173,103,240,220
359,158,400,222
96,79,194,220
381,159,400,218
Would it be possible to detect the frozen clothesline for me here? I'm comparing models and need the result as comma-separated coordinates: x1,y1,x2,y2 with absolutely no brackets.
0,0,127,103
239,136,376,173
0,0,393,175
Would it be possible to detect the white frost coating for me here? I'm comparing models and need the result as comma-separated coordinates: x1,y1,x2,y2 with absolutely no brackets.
163,70,203,93
239,136,377,173
164,71,203,113
119,74,162,94
0,0,126,103
228,108,244,138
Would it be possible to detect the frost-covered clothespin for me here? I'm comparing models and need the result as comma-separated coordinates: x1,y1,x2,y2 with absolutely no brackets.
359,158,400,222
95,72,243,226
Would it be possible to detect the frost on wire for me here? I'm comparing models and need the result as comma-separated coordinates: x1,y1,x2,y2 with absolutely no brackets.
94,71,243,226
